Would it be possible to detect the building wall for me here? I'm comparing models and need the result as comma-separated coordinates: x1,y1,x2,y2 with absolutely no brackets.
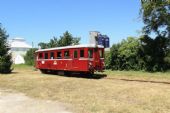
10,48,30,64
9,38,31,64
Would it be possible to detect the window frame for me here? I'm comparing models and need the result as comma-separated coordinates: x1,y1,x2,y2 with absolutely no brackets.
50,52,54,59
57,51,62,59
44,52,48,59
80,49,84,58
64,50,70,59
74,50,78,59
88,49,93,58
38,53,43,59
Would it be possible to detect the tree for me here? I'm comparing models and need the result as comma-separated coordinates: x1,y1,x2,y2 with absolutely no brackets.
38,42,48,49
140,0,170,37
140,35,169,71
58,31,73,47
108,37,142,71
24,48,38,66
38,37,58,49
106,36,169,71
104,51,112,69
118,37,141,70
38,31,80,49
140,0,170,71
0,24,13,73
48,37,58,48
109,44,120,70
72,37,81,45
58,31,80,47
164,49,170,67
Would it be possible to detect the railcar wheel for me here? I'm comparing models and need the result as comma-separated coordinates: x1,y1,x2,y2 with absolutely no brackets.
52,70,58,75
88,71,94,75
86,71,94,78
64,71,71,76
40,69,48,74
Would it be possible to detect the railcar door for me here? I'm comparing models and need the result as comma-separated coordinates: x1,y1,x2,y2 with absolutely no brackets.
94,48,101,70
63,50,72,70
94,48,100,63
72,49,79,71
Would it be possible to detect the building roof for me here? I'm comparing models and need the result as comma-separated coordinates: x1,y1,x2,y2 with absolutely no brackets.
9,38,32,48
36,44,104,52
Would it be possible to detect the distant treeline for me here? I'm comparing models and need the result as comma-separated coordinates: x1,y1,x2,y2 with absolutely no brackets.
38,31,80,49
105,36,170,72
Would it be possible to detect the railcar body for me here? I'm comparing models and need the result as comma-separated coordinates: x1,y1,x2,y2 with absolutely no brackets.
35,44,104,74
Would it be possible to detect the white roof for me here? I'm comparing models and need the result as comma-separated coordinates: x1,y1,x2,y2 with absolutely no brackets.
36,44,104,52
10,38,32,48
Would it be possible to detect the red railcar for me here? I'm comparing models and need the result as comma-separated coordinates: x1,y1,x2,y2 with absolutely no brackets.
35,44,104,75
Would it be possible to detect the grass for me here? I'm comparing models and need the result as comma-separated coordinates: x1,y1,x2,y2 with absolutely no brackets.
103,69,170,81
0,65,170,113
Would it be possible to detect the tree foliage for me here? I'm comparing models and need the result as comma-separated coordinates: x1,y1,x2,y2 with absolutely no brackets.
164,48,170,66
140,0,170,37
139,35,169,71
38,31,80,49
38,37,58,49
108,37,142,71
106,36,170,72
24,48,38,65
0,24,13,73
138,0,170,71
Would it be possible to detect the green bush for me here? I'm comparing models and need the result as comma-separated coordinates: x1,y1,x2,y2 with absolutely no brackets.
106,36,170,72
24,48,38,66
109,37,141,71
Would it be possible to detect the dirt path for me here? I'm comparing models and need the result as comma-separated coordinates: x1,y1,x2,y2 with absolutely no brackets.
0,89,72,113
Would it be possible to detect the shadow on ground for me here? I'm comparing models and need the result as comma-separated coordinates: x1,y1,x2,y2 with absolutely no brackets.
0,72,19,75
67,73,107,79
106,77,170,85
46,72,107,79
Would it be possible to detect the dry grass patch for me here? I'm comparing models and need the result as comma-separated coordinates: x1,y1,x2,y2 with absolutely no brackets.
0,65,170,113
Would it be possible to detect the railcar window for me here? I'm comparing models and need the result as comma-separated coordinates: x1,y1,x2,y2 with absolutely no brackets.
50,52,54,59
57,51,62,59
74,50,78,58
45,53,48,59
80,50,84,57
64,50,70,58
99,50,104,58
88,49,93,58
39,53,43,59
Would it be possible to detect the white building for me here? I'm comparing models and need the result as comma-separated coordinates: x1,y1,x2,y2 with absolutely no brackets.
9,38,32,64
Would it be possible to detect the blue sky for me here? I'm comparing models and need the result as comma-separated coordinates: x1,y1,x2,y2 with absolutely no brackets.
0,0,143,47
